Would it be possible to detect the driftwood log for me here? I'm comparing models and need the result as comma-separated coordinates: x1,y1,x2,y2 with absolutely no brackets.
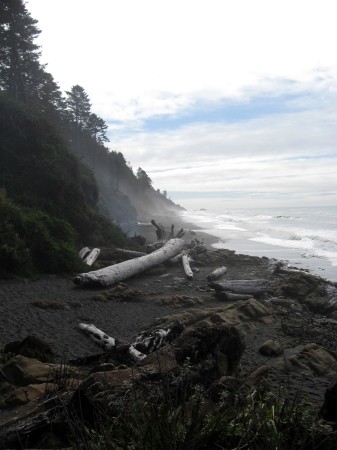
83,248,100,266
78,323,146,362
182,251,193,279
207,266,227,281
78,320,185,362
79,247,91,259
73,238,186,287
210,279,269,296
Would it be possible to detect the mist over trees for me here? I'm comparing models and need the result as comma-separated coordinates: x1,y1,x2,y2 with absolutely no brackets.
0,0,183,275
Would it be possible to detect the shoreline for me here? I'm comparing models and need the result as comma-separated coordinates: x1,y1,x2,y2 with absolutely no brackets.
174,212,337,283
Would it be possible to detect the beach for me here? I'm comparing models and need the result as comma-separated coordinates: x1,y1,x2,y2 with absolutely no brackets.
1,214,337,418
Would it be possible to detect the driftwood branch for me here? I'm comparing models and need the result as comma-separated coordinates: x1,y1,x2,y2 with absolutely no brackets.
151,219,166,240
74,238,186,287
175,228,185,238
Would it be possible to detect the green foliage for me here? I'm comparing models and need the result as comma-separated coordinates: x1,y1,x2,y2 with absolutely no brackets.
0,190,84,275
137,167,152,187
71,381,319,450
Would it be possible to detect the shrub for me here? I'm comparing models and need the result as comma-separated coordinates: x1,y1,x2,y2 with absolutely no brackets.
0,190,84,275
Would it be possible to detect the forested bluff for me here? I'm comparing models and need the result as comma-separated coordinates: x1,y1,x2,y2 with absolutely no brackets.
0,0,183,276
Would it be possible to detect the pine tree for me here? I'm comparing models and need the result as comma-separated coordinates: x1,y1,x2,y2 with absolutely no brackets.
86,113,109,144
137,167,152,187
65,85,91,130
0,0,41,102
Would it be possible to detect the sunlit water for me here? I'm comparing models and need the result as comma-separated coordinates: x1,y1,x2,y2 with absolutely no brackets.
181,206,337,282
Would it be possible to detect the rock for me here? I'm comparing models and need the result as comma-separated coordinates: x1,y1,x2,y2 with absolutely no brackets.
5,383,57,406
280,273,326,301
273,343,337,376
319,371,337,422
31,300,70,310
207,376,242,402
2,356,53,386
259,339,282,356
4,335,55,363
1,355,80,387
71,323,245,422
0,393,73,448
244,365,269,387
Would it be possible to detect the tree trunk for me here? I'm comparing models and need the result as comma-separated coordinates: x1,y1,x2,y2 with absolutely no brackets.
73,238,186,287
210,279,269,296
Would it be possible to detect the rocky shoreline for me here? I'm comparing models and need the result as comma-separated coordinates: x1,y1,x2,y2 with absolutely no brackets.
1,219,337,448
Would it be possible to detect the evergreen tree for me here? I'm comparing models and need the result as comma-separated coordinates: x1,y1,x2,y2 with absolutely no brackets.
0,0,41,102
86,112,109,144
65,84,91,129
137,167,152,187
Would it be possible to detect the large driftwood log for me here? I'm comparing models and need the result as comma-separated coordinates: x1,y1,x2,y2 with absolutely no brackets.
210,279,269,296
74,238,186,287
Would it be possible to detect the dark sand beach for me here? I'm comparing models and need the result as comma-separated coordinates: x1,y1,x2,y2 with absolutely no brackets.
1,215,337,418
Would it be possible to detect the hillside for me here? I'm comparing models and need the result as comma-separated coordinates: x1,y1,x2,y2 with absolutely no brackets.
0,95,127,275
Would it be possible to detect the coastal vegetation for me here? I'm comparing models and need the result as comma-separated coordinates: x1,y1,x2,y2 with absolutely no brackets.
0,0,181,276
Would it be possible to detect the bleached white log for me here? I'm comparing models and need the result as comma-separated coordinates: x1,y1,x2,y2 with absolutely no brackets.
79,247,91,259
74,238,186,287
78,323,116,350
207,266,227,281
78,323,146,361
182,251,193,279
128,345,147,361
83,248,100,266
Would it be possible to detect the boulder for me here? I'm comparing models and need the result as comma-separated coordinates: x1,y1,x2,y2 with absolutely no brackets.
319,371,337,422
4,335,55,363
273,343,337,376
1,355,80,387
259,339,282,356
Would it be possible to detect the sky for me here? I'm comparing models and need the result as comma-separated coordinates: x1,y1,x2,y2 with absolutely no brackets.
26,0,337,210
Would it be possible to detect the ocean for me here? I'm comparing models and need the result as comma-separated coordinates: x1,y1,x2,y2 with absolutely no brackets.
181,206,337,282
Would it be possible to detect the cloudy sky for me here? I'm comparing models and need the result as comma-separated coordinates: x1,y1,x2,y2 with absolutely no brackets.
27,0,337,210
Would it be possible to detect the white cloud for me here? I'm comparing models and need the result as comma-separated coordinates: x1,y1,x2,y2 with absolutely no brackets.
26,0,337,208
27,0,337,123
